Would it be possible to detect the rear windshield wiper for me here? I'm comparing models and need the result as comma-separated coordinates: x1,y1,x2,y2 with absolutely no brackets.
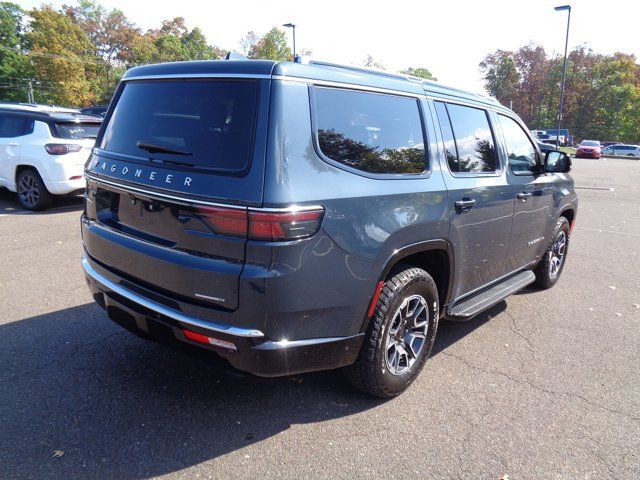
136,140,192,156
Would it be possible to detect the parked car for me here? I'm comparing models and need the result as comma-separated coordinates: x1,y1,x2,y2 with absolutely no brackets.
80,105,108,117
575,140,601,158
537,140,556,153
601,144,640,157
0,105,101,210
81,58,577,397
601,141,622,149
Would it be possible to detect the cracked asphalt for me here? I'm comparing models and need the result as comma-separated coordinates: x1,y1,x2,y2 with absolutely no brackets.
1,157,639,479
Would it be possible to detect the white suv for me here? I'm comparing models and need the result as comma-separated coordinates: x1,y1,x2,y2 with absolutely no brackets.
0,105,101,210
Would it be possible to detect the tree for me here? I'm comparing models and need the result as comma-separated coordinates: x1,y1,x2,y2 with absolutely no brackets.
26,5,98,106
363,55,384,69
0,2,32,101
181,27,216,60
249,27,291,61
401,67,436,81
239,30,259,56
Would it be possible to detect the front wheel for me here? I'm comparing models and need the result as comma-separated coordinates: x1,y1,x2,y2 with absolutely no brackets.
534,217,570,289
343,266,439,398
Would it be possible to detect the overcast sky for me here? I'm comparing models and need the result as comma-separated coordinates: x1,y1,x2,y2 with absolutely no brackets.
18,0,638,93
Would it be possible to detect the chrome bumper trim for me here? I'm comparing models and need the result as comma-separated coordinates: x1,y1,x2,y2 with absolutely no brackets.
81,256,265,339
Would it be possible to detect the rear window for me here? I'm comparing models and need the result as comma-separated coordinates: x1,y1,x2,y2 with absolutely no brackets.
314,87,426,175
100,80,259,173
54,122,101,139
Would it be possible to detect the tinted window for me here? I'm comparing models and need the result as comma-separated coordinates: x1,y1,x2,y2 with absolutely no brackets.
433,102,458,171
0,115,29,138
54,122,101,139
498,114,537,174
314,87,426,174
581,140,599,146
445,103,498,173
100,80,259,173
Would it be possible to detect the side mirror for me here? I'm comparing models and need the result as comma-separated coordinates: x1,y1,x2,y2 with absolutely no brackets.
544,150,571,173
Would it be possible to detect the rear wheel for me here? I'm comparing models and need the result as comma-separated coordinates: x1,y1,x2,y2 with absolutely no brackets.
534,217,570,289
16,169,52,211
343,266,439,398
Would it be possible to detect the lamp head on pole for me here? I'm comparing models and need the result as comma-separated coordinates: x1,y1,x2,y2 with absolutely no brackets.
554,5,571,11
283,23,296,29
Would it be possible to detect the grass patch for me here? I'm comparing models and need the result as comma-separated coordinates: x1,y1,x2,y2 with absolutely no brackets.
560,147,576,155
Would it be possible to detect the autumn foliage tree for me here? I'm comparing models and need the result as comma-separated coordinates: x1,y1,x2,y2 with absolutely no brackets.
480,43,640,143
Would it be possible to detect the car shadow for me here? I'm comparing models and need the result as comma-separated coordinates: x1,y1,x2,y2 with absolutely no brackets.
0,187,84,215
1,301,497,479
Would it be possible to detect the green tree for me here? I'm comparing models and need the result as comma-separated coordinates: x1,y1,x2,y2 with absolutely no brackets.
27,5,98,106
249,27,291,61
0,2,32,101
401,67,436,81
181,27,216,60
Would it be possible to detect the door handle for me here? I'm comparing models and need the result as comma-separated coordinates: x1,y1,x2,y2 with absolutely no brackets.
454,198,476,213
516,191,532,200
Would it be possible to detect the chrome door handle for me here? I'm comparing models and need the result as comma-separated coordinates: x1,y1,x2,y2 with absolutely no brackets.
516,191,532,200
454,198,476,213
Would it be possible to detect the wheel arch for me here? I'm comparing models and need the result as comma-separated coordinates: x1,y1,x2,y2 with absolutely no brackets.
358,239,454,334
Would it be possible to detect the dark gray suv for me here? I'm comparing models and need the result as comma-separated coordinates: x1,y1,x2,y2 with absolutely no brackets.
81,58,577,397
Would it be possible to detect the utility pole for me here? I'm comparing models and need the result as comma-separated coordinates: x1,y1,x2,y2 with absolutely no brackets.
27,81,34,103
554,5,571,149
283,23,296,59
615,96,621,142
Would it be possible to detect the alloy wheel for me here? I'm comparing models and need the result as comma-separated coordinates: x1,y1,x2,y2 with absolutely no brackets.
17,173,40,209
384,294,429,375
549,230,567,279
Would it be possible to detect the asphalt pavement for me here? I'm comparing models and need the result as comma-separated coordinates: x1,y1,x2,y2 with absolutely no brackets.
1,157,639,479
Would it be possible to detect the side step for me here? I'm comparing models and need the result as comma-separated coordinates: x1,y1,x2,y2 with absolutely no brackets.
446,270,536,321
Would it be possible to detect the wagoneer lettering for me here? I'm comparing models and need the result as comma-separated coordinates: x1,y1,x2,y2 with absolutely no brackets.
81,56,577,397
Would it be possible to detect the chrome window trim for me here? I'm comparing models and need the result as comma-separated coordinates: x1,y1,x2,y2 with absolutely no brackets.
85,172,322,213
122,73,271,81
272,75,425,99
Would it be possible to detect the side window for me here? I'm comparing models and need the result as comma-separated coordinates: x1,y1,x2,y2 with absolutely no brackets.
0,115,29,138
497,114,538,175
314,87,426,175
433,102,458,172
445,103,498,173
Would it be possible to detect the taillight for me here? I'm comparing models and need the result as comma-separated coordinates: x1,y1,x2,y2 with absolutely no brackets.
248,209,324,241
45,144,83,155
195,206,324,241
196,206,247,237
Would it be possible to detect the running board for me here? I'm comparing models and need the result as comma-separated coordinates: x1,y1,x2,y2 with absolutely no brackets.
446,270,536,321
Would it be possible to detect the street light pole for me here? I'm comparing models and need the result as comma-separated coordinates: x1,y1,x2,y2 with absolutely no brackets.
554,4,571,149
282,23,296,59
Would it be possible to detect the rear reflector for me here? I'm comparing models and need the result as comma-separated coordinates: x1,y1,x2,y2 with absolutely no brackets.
195,206,324,241
182,329,237,351
69,175,83,180
367,281,385,318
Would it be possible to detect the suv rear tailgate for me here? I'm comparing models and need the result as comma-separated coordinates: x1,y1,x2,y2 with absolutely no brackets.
83,77,271,311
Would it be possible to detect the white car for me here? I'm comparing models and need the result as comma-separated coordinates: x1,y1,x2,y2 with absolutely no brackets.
601,144,640,157
0,105,101,210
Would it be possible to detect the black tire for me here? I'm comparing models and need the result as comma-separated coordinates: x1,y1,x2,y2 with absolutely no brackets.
16,168,53,211
534,216,570,289
343,266,439,398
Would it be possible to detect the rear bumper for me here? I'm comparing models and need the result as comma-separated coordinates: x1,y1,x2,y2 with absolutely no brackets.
82,255,363,376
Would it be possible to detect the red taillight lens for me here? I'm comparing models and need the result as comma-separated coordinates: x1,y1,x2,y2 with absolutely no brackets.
196,206,248,237
182,329,237,351
45,144,83,155
195,206,324,241
248,209,324,241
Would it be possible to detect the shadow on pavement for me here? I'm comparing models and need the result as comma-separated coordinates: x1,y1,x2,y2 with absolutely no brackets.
0,187,83,215
1,301,497,479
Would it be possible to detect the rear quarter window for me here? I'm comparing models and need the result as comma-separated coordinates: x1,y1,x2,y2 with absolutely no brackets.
313,87,427,175
99,80,260,174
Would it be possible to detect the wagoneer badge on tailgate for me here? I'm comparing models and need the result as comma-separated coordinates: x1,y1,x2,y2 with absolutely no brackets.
91,159,193,187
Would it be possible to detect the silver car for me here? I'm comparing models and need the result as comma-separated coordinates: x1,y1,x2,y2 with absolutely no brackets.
601,144,640,157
